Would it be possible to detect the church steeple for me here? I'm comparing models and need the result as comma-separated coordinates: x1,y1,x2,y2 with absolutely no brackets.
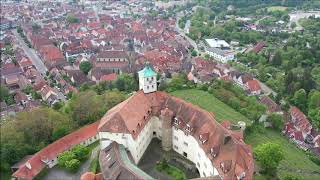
138,63,157,94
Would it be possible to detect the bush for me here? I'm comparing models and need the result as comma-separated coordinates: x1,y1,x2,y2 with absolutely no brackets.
57,145,89,172
65,159,80,172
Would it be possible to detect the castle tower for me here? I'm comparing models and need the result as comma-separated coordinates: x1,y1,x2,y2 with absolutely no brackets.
160,108,174,151
138,63,157,94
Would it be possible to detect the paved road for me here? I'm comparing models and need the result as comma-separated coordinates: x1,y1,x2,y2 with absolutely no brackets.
12,29,48,75
44,146,100,180
175,16,199,52
13,29,66,102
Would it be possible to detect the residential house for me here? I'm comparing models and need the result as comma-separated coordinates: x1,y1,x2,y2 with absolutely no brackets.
39,45,67,69
259,96,282,114
245,79,261,95
289,106,312,139
39,85,58,104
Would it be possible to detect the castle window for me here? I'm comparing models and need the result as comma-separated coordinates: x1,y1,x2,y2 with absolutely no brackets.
174,145,178,150
146,77,149,81
151,77,154,81
147,86,149,89
183,142,188,146
174,136,178,140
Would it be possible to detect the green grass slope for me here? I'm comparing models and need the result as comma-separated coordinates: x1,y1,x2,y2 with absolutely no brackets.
171,89,320,179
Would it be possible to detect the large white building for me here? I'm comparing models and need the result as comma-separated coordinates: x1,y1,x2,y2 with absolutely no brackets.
98,66,254,180
206,47,235,63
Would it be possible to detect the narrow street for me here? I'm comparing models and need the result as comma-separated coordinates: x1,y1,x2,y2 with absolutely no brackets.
175,16,199,52
12,29,66,102
12,29,48,75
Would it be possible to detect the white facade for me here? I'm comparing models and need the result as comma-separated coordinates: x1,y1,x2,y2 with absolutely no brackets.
99,116,218,178
138,66,157,94
100,116,162,164
172,127,219,177
207,49,235,63
139,75,157,93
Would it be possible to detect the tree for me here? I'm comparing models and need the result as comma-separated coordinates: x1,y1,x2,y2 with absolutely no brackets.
293,89,307,112
66,14,79,24
168,73,188,91
191,49,198,57
79,61,92,75
58,151,76,167
272,50,282,66
309,91,320,109
268,113,284,130
254,142,284,174
114,73,138,92
65,159,80,172
290,22,297,29
69,90,103,126
0,85,10,102
308,108,320,129
72,145,89,161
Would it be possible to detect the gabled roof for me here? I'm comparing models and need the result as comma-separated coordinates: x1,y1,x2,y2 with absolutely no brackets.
13,121,99,180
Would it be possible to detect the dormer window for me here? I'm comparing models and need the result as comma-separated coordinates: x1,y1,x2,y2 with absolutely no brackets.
174,117,179,125
210,146,219,158
186,124,192,132
237,172,246,180
199,134,208,144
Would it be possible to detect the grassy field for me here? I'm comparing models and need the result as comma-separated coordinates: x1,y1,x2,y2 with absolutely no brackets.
267,6,288,12
170,89,251,124
171,89,320,179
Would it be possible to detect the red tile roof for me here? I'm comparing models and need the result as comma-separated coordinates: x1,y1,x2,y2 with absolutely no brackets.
252,41,266,54
39,45,65,62
290,106,312,135
100,73,117,82
246,79,261,93
13,121,99,180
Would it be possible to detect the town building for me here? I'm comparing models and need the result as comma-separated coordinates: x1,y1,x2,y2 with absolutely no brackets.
206,48,235,63
98,65,254,179
205,38,230,49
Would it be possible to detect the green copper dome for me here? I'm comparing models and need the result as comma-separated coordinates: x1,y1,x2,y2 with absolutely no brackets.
138,65,157,77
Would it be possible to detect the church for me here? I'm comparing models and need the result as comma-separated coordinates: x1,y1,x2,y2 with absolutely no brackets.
98,64,254,180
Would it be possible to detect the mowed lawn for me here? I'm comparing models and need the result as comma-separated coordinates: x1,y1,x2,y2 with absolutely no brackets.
170,89,251,124
267,6,288,12
171,89,320,179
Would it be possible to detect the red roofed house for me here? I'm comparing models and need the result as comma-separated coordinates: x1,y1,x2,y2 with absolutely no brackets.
99,73,117,82
39,45,67,69
245,79,261,95
289,106,312,139
252,41,266,54
12,121,99,180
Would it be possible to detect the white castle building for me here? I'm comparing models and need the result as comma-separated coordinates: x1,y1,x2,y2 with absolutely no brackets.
98,65,254,180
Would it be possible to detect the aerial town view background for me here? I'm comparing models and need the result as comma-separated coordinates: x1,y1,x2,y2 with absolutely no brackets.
1,0,320,180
